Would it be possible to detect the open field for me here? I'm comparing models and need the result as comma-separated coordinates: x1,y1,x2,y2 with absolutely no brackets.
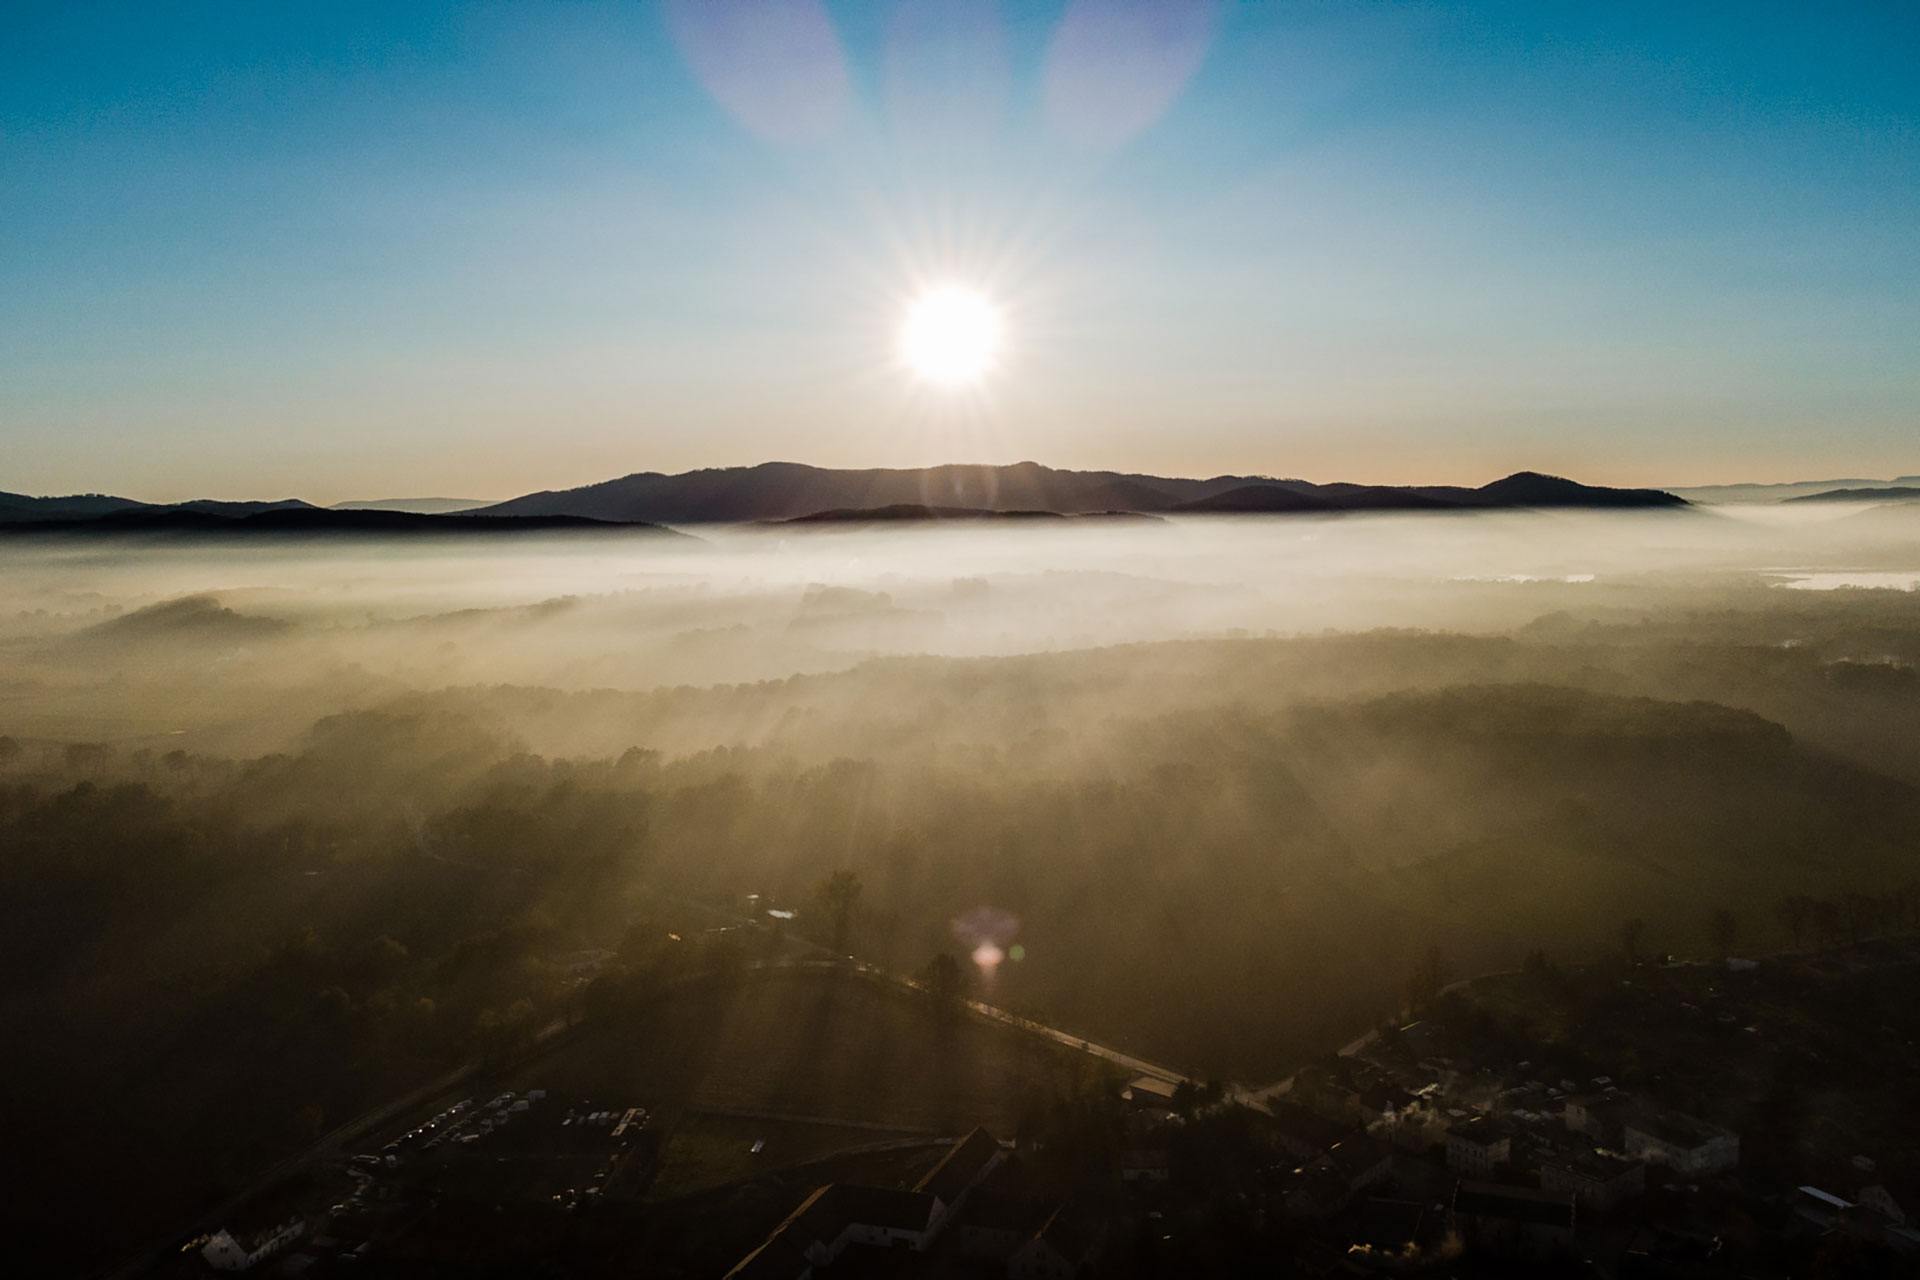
644,1112,939,1201
512,967,1092,1135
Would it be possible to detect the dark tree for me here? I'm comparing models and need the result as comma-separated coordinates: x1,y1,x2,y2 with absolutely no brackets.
916,952,966,1012
1404,946,1451,1016
1812,899,1843,950
814,869,863,955
1710,908,1738,957
1619,917,1646,965
1776,895,1814,949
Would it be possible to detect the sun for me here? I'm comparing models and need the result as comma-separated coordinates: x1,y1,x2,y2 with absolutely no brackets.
898,285,1003,386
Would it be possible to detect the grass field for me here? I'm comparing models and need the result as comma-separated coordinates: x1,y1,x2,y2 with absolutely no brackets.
515,966,1091,1136
644,1112,940,1201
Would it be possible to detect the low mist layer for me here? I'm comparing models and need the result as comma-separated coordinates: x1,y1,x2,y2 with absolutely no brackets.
4,505,1920,1272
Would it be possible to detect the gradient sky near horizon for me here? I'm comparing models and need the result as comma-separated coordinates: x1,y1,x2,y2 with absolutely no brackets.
3,1,1918,503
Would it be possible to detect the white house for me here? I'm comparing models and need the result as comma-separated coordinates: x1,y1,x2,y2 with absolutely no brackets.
1446,1117,1510,1176
1540,1151,1646,1212
1623,1113,1739,1176
955,1190,1056,1262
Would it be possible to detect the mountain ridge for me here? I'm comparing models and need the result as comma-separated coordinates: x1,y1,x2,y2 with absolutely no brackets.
475,462,1686,522
2,464,1688,530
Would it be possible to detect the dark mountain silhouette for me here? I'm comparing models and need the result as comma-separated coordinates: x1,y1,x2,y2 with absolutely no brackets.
1180,471,1683,513
1175,485,1341,513
476,462,1684,523
1,464,1684,533
784,504,1069,523
1473,470,1685,507
0,490,148,522
0,507,682,539
0,492,312,522
331,497,494,514
1787,486,1920,503
476,461,1281,523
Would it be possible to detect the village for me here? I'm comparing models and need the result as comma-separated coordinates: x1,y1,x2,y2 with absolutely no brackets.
151,935,1920,1278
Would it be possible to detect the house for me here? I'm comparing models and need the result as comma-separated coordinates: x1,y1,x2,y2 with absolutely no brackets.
1009,1206,1105,1280
1451,1181,1576,1257
1622,1113,1739,1176
916,1126,1005,1227
955,1190,1057,1262
724,1183,938,1279
1539,1151,1646,1212
1793,1186,1855,1230
1126,1075,1180,1111
1119,1148,1170,1184
1321,1136,1394,1191
1398,1020,1439,1060
1562,1092,1633,1146
1285,1168,1362,1220
1859,1178,1920,1226
200,1221,306,1272
1352,1082,1419,1126
1286,1135,1394,1217
1267,1099,1351,1163
1446,1117,1510,1176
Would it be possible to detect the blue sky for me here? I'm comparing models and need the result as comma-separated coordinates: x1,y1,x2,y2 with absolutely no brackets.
3,1,1917,501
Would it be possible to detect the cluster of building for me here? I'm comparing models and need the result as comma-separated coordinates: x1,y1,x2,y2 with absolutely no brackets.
725,1128,1105,1280
1248,1013,1920,1269
183,1086,649,1275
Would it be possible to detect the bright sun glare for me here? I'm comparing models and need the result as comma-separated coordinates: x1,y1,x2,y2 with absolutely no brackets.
898,286,1003,386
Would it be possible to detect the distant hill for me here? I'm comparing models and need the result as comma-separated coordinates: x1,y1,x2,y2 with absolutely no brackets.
1669,476,1920,504
1176,472,1683,513
0,465,1687,529
1786,486,1920,504
331,497,494,514
0,490,149,522
477,460,1279,523
783,504,1069,523
477,462,1685,523
0,492,312,522
84,594,290,641
0,507,684,539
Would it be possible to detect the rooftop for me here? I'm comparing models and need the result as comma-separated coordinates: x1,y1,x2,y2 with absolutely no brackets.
1267,1100,1351,1150
957,1189,1055,1236
1454,1181,1576,1228
1626,1112,1734,1149
915,1127,1002,1205
1448,1116,1506,1143
787,1183,937,1243
1545,1150,1642,1182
